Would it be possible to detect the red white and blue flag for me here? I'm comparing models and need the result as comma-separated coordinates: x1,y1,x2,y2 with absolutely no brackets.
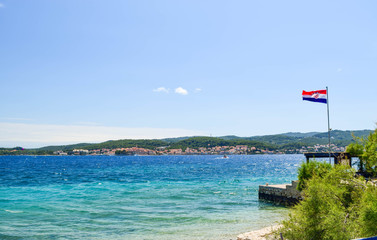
302,89,327,104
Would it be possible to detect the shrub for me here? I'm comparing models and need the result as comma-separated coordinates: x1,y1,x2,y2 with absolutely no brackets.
297,160,332,191
346,128,377,176
280,165,377,240
358,186,377,236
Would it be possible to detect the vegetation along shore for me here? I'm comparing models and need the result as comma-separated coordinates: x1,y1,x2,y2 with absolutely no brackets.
241,127,377,240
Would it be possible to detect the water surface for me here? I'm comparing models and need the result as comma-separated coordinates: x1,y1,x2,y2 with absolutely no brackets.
0,155,304,239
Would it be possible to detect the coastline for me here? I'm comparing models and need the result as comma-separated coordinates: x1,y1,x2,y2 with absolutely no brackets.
237,224,282,240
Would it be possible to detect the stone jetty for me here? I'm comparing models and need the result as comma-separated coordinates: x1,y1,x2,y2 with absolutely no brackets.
258,181,301,206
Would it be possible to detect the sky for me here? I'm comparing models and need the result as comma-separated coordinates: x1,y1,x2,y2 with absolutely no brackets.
1,0,377,148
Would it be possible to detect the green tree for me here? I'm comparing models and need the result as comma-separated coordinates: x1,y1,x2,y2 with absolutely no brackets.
280,165,377,240
346,128,377,176
358,186,377,237
297,160,332,191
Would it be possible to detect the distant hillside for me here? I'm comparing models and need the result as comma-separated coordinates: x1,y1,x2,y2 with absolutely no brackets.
82,139,168,150
161,136,193,143
218,135,244,140
1,129,373,155
246,134,299,145
31,129,376,150
37,143,92,152
311,130,372,140
282,132,319,138
242,129,372,147
168,136,274,150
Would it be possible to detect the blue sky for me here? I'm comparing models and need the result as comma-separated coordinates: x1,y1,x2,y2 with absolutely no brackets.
1,0,377,147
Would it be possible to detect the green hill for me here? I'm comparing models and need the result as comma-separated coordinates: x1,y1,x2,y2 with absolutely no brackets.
1,129,373,155
168,136,274,150
246,134,299,145
161,136,193,143
282,132,319,138
37,143,93,152
311,130,372,140
82,139,168,150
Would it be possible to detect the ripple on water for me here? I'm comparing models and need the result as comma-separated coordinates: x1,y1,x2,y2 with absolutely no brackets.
0,154,303,239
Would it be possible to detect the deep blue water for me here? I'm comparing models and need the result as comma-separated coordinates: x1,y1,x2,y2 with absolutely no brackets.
0,155,304,239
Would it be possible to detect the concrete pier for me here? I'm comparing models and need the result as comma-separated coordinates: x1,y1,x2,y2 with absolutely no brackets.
258,181,301,206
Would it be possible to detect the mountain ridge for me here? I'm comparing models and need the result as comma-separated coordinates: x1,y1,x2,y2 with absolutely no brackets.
9,129,372,152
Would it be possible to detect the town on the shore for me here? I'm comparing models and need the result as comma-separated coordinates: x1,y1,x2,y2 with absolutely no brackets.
53,143,346,156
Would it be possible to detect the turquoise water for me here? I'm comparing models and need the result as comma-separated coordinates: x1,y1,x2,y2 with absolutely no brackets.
0,155,304,239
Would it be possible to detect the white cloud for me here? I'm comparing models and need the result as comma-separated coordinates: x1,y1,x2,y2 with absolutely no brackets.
0,3,4,8
153,87,169,93
0,122,205,148
194,88,202,93
175,87,188,95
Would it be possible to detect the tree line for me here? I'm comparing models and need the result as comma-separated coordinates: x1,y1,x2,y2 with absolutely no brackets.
0,130,372,155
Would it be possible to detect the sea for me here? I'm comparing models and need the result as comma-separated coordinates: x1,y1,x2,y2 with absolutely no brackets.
0,154,304,240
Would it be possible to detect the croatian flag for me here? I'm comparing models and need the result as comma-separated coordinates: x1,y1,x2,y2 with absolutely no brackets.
302,89,327,104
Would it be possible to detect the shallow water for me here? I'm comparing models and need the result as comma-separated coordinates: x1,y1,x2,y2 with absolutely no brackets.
0,155,304,239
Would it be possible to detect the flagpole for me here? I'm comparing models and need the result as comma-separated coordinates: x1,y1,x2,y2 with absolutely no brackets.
326,86,331,164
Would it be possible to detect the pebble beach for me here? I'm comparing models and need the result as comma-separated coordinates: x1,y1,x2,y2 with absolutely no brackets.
237,225,282,240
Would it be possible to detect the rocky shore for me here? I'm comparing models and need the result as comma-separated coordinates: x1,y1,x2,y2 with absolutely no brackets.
237,225,282,240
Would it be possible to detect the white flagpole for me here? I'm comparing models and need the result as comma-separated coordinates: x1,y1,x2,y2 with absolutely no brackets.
326,86,331,164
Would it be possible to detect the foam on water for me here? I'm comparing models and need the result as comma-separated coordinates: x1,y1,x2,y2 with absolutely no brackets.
0,155,304,239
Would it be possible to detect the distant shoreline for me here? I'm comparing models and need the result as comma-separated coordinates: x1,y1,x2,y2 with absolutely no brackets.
1,129,370,156
0,152,305,157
